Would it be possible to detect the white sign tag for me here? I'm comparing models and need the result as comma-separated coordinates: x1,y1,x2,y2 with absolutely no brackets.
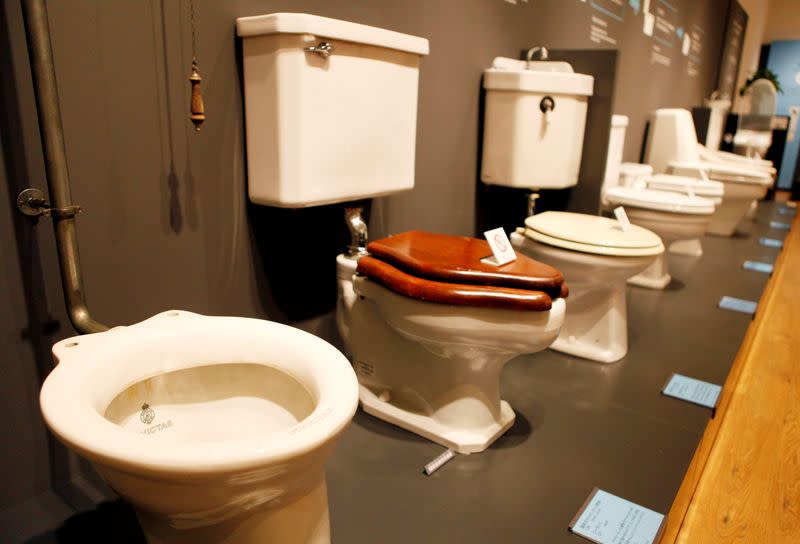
613,206,631,232
569,488,665,544
482,227,517,266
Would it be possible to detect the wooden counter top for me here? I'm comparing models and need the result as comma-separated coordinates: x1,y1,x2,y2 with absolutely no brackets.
661,206,800,543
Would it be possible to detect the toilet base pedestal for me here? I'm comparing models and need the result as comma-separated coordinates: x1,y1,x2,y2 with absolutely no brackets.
549,283,628,363
628,254,671,290
670,238,703,257
359,385,515,454
136,479,331,544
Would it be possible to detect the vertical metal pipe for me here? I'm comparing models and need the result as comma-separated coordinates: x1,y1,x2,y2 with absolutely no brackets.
21,0,107,334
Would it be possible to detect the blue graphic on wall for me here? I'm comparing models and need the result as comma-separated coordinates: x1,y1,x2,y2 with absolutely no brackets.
676,27,684,39
629,0,641,15
766,40,800,189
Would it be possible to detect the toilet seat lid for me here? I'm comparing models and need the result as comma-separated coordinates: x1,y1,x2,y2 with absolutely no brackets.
671,160,773,185
523,211,664,256
646,174,724,197
366,230,565,293
358,231,568,311
357,255,562,311
604,186,715,215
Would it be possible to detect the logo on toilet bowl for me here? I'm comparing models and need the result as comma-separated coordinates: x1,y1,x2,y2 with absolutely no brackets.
140,403,155,425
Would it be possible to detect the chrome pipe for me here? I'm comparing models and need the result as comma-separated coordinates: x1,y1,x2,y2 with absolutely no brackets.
344,207,368,258
21,0,107,334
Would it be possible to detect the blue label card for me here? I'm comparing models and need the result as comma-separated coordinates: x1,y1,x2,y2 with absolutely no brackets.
759,237,784,249
718,295,757,315
662,373,722,409
570,488,665,544
770,221,791,230
743,260,774,274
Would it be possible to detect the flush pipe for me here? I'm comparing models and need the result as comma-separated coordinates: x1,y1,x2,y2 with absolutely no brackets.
526,193,541,217
344,207,368,258
19,0,108,334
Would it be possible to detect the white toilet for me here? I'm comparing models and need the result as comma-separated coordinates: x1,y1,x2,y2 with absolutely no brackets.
477,58,664,362
645,108,773,236
511,214,663,363
337,229,567,453
601,115,717,288
40,311,359,544
236,15,568,454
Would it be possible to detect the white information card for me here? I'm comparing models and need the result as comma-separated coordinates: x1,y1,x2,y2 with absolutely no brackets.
743,260,774,274
718,295,757,315
482,227,517,266
570,488,665,544
759,237,784,249
662,373,722,409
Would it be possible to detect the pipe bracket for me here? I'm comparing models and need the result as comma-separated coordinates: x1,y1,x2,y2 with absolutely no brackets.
17,187,82,218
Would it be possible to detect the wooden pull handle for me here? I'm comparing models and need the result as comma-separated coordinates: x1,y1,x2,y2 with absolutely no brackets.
189,62,205,131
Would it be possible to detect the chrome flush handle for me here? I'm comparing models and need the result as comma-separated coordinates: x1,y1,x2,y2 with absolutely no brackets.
304,41,334,59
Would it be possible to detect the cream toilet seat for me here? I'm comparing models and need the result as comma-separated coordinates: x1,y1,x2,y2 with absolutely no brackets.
523,211,664,256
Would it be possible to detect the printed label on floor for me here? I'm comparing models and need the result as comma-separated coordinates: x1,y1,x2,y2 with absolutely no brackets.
759,237,784,249
769,221,791,230
569,488,665,544
718,296,757,315
662,373,722,409
743,260,774,274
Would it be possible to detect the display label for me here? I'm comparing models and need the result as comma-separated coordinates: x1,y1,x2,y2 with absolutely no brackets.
569,488,665,544
662,373,722,409
482,227,517,266
743,260,773,274
759,237,784,249
614,206,631,232
718,295,757,315
770,221,791,230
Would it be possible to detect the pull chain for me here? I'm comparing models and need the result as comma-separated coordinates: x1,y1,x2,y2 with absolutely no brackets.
188,0,205,131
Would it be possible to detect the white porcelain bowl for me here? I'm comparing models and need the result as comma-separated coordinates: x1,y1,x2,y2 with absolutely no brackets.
511,224,661,363
40,311,358,544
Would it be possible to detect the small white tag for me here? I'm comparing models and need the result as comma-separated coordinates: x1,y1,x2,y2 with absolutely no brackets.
483,227,517,266
613,206,631,232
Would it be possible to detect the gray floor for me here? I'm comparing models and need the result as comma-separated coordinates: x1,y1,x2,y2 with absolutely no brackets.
2,202,790,544
326,203,787,543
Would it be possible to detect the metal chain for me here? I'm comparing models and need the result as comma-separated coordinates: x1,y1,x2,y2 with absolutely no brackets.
189,0,197,64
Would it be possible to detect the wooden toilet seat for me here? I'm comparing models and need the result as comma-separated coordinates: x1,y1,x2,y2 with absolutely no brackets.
356,231,567,311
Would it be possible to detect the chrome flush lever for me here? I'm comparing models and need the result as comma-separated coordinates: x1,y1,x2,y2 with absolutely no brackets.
304,41,334,58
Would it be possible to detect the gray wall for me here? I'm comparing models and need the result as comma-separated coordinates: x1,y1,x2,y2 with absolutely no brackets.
1,0,732,510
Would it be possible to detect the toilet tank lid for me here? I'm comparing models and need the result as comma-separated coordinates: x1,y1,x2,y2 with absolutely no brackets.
236,13,430,56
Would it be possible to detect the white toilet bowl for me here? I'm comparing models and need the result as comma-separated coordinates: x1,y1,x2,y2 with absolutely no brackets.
669,162,769,236
642,173,723,257
337,231,567,453
644,108,772,237
601,186,715,289
512,212,664,363
40,311,359,544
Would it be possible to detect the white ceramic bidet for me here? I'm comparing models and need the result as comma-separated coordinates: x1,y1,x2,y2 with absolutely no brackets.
40,311,359,544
